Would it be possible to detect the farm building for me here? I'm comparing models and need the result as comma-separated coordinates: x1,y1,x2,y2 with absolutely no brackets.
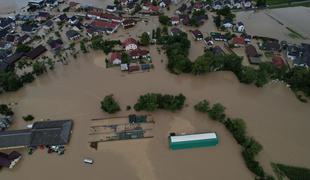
169,132,218,150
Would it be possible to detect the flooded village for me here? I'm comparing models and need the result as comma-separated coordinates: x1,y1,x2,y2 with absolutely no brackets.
1,0,310,180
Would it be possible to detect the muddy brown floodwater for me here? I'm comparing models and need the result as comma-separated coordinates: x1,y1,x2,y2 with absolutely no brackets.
1,43,310,180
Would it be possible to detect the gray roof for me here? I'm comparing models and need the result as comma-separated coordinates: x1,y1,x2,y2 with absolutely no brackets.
0,129,32,149
0,120,73,149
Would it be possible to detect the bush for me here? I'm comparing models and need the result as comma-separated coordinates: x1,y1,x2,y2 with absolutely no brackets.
194,100,210,113
0,104,14,116
23,114,34,121
100,95,121,114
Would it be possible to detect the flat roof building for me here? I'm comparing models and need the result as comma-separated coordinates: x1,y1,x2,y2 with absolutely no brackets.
0,120,73,150
169,132,218,150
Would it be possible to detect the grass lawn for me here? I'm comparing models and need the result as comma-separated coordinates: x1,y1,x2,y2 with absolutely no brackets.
272,163,310,180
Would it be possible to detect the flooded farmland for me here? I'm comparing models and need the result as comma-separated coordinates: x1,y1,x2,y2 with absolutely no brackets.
236,6,310,44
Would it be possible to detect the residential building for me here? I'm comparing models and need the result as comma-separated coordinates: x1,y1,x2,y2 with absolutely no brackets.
25,45,47,60
231,36,245,47
121,19,136,29
245,44,261,64
129,49,150,59
109,52,122,64
272,56,285,69
90,20,120,34
191,30,203,41
106,5,117,12
170,27,182,36
66,30,80,40
43,20,54,30
68,16,79,25
122,38,138,51
171,16,180,26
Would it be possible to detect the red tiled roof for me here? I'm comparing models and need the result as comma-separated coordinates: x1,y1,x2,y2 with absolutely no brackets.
171,16,180,22
129,49,149,57
110,52,121,62
91,20,119,29
122,38,138,47
232,37,245,45
144,3,160,11
272,56,285,68
88,11,123,21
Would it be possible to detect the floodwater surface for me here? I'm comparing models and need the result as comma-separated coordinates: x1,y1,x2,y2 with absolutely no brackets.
1,47,310,179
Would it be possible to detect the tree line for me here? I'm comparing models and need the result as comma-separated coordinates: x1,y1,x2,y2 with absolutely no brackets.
194,99,274,179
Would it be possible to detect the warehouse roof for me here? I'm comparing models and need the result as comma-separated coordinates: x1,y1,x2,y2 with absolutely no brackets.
170,133,217,143
0,120,73,149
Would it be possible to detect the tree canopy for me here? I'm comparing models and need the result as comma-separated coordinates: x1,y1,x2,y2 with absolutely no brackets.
134,93,186,112
100,94,121,114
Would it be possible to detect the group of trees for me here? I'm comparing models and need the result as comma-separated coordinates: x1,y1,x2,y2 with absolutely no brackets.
165,33,192,74
134,93,186,112
194,99,273,179
0,58,54,93
158,15,171,26
91,36,120,54
0,104,14,116
139,32,151,46
100,94,121,114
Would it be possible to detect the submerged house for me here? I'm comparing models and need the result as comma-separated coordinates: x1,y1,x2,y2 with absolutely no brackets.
245,44,261,64
25,45,47,59
0,120,73,150
169,132,219,150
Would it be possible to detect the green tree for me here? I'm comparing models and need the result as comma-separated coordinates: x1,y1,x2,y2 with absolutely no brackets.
23,114,34,121
208,103,226,122
121,52,132,64
239,66,257,84
194,100,210,113
0,71,23,91
156,27,161,39
16,44,31,53
134,93,159,111
192,55,209,75
32,61,47,76
80,41,87,53
159,15,171,26
20,72,35,83
225,118,247,145
0,104,14,116
100,94,121,114
140,32,150,46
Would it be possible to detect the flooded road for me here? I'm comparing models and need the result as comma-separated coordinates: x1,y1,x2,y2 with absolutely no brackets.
1,45,310,179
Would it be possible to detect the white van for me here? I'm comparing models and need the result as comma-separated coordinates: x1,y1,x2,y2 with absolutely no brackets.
83,158,94,164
